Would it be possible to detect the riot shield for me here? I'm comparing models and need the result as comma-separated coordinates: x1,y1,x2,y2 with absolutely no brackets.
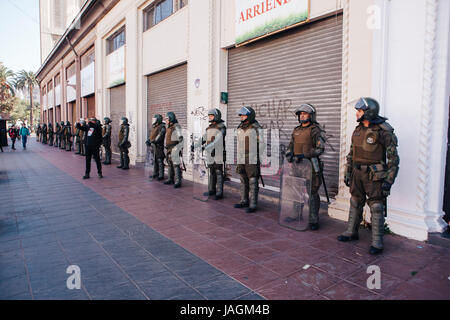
278,157,313,231
144,144,155,180
192,133,209,202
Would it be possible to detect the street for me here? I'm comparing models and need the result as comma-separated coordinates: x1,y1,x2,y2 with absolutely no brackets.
0,140,449,300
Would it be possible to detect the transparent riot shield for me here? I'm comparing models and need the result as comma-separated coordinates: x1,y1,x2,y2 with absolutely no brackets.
192,133,210,202
144,143,155,180
278,157,313,231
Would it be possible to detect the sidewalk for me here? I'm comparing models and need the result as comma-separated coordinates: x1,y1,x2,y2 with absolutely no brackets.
1,140,449,300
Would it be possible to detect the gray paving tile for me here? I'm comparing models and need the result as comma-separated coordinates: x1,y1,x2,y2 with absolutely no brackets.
121,259,168,283
0,262,27,281
235,291,266,300
90,281,147,300
194,274,251,300
0,275,30,299
175,260,224,287
33,287,90,300
0,239,21,253
137,272,199,300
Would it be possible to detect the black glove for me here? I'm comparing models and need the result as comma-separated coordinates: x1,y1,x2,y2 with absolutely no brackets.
285,152,294,163
344,172,351,187
295,154,305,163
145,140,151,147
381,181,392,196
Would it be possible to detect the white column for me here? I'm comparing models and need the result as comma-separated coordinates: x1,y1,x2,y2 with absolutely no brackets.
125,8,139,164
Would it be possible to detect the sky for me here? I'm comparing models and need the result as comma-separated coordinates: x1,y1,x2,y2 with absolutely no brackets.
0,0,41,74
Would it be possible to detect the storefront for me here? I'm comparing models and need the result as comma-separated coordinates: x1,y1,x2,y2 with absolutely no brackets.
81,47,96,119
146,63,188,134
66,62,77,130
109,84,126,154
227,14,343,197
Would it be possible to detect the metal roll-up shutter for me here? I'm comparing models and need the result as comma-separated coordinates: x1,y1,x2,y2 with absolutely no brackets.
87,95,96,119
56,106,61,123
48,108,54,125
70,102,76,132
227,14,343,197
110,84,126,154
147,63,188,134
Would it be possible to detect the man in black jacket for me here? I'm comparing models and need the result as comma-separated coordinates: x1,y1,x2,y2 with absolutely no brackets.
76,117,103,179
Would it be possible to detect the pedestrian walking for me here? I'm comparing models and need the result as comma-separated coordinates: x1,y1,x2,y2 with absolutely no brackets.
76,117,103,179
19,123,30,149
8,125,18,150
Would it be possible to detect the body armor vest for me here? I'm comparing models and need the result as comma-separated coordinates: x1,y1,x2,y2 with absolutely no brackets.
150,123,164,142
352,125,384,164
119,125,127,142
166,123,180,148
237,122,260,164
293,125,314,155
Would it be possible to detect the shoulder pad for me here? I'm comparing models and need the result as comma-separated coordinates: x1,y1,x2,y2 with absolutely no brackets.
378,121,394,132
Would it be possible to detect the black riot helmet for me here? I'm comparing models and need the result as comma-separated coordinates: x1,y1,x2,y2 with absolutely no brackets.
48,123,52,128
121,117,128,125
66,121,70,126
295,103,316,123
208,108,222,123
104,117,111,124
60,121,64,126
154,114,163,125
166,112,177,124
355,97,380,122
238,106,255,123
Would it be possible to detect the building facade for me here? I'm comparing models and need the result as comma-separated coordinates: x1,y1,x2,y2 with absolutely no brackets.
39,0,86,64
36,0,450,242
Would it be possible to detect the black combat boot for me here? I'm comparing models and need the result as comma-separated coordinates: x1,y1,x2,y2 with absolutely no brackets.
174,166,182,188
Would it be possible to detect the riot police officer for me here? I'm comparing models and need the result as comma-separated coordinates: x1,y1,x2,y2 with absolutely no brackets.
41,123,47,144
102,117,112,165
59,121,66,149
117,117,131,170
74,120,82,154
204,108,227,200
234,106,263,213
48,123,54,146
337,97,400,255
285,104,326,230
65,121,72,151
164,112,184,188
54,122,60,148
146,114,166,180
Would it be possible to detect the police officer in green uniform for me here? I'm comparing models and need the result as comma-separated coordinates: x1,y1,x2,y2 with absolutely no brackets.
65,121,72,151
146,114,166,180
234,106,264,213
117,117,131,170
337,97,400,255
285,104,326,230
48,123,54,146
102,117,112,165
204,109,227,200
164,112,184,188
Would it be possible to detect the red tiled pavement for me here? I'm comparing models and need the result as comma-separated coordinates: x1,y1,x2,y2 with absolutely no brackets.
34,141,450,300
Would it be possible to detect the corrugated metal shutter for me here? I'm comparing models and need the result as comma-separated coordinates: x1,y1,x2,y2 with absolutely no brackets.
87,95,96,119
110,84,126,154
147,63,188,132
48,108,54,125
227,14,343,197
70,102,77,133
56,106,61,123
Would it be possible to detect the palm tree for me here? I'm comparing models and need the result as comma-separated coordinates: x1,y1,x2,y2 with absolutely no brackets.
0,62,16,113
15,70,38,127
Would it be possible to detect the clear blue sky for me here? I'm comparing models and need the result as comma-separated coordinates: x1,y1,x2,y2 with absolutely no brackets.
0,0,41,74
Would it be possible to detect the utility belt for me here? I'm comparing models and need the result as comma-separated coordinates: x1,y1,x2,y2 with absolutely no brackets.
354,163,387,181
